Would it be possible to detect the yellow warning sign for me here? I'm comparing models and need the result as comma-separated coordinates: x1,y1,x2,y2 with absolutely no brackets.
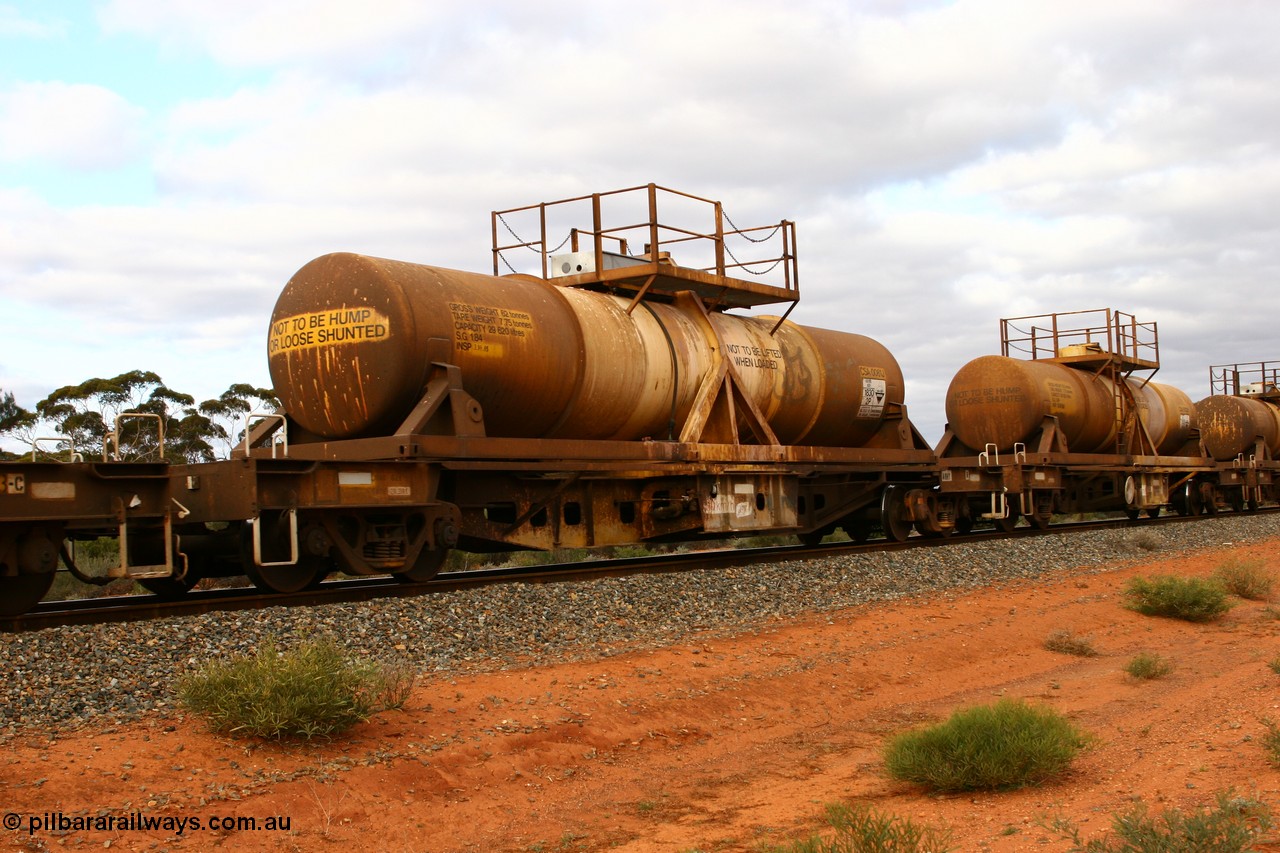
448,301,531,359
268,308,390,356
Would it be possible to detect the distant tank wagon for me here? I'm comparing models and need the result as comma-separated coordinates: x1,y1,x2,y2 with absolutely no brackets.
1195,395,1280,463
944,354,1196,457
929,313,1276,529
1193,361,1280,511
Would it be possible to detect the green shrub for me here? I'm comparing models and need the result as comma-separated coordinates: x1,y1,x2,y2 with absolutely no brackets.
1128,531,1163,552
1214,557,1275,601
179,638,414,739
761,802,953,853
46,537,140,602
1262,719,1280,768
1124,653,1173,680
1052,789,1271,852
882,699,1089,792
1044,629,1098,657
1122,575,1234,622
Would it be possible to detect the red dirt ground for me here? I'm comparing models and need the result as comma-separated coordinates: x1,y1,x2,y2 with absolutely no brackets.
4,536,1280,852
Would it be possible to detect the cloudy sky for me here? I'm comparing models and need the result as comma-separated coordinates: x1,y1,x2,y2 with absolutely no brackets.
2,0,1277,444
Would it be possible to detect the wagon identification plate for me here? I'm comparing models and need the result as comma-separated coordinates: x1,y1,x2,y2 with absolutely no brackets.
857,366,887,418
268,307,390,355
448,301,533,358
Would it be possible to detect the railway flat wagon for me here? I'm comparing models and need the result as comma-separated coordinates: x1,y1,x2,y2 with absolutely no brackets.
0,457,174,615
186,185,937,592
927,309,1213,533
1193,361,1280,512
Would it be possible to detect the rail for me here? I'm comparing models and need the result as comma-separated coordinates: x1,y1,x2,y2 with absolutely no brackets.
5,510,1259,632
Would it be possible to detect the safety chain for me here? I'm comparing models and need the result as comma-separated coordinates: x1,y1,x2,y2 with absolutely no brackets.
496,208,784,275
721,209,782,243
497,212,574,254
722,241,784,276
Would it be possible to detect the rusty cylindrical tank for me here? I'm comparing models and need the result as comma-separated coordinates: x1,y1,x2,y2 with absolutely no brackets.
267,253,906,446
1194,395,1280,461
1127,378,1197,455
944,355,1195,454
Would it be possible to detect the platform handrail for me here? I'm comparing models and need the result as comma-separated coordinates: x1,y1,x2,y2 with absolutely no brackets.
248,510,300,567
244,412,288,458
29,438,82,462
103,412,165,462
1209,360,1280,396
491,183,798,296
1000,308,1159,367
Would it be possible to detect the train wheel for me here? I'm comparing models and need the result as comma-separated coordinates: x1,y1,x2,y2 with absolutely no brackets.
395,548,448,584
880,486,913,542
1,530,60,615
839,513,875,543
246,559,324,594
1171,482,1196,516
240,524,323,594
954,514,974,535
0,572,55,617
140,573,200,599
1025,491,1054,529
1228,488,1245,513
140,547,205,599
1146,507,1161,519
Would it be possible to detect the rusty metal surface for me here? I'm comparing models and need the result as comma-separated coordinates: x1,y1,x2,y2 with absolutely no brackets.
0,460,174,615
1195,395,1280,461
269,253,583,439
944,355,1195,456
945,355,1119,453
268,253,910,449
1130,378,1196,454
264,432,937,468
0,461,169,527
174,458,440,521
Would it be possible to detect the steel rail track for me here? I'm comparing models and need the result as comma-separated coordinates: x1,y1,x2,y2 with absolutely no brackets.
3,509,1273,633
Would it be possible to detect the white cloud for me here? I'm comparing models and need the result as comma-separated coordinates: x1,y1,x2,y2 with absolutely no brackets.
97,0,474,69
3,0,1280,447
0,4,64,38
0,81,147,170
